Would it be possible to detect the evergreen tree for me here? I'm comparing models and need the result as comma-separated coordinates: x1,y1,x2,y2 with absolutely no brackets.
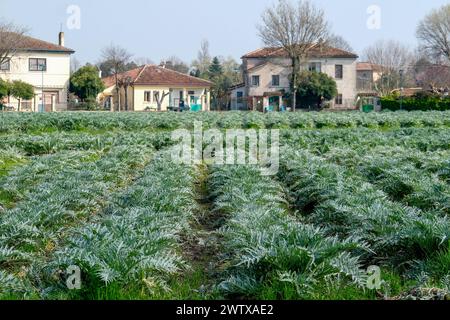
208,57,223,79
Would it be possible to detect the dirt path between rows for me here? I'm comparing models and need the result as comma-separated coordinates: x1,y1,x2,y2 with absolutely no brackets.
181,164,226,299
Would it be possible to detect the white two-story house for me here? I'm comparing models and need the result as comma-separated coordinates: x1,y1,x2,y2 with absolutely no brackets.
0,32,74,111
230,45,358,111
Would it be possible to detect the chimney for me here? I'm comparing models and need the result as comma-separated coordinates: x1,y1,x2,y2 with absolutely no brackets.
58,32,65,47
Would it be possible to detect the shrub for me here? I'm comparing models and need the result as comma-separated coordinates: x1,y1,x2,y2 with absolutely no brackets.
381,96,450,111
79,97,102,111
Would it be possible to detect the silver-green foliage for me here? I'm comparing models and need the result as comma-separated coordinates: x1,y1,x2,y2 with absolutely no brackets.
210,165,368,297
44,150,197,295
279,149,450,279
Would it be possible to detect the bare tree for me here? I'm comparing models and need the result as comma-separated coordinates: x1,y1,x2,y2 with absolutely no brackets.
70,56,81,74
118,76,133,111
133,57,154,66
191,39,212,78
0,20,28,66
417,4,450,62
258,0,330,111
162,56,189,74
363,40,414,96
221,56,243,85
154,91,170,112
100,44,133,111
327,34,354,53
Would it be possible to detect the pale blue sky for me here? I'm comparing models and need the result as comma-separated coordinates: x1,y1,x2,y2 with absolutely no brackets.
0,0,448,65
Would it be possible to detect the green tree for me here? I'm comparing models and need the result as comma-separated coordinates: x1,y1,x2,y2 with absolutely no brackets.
208,57,223,79
0,78,9,100
207,57,226,110
10,80,34,111
295,71,337,109
70,65,105,101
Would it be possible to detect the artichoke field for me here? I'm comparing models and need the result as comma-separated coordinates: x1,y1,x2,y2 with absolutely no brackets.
0,111,448,300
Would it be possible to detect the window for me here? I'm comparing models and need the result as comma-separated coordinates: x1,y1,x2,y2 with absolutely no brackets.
188,90,195,95
335,65,343,79
144,91,152,102
335,94,343,105
29,58,47,71
251,75,260,87
308,62,321,73
237,91,243,103
0,59,10,71
272,75,280,86
153,91,159,102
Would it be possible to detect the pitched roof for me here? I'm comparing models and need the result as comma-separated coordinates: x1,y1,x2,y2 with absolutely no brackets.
2,32,75,53
242,45,358,59
102,65,213,88
357,62,383,72
391,87,423,97
102,66,146,87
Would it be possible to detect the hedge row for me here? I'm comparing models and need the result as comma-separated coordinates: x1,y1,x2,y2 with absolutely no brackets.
381,97,450,111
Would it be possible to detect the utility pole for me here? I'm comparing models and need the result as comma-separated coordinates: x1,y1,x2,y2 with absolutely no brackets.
399,69,404,111
40,63,45,112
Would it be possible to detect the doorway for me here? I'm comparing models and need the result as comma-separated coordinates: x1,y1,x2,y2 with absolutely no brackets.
268,96,281,111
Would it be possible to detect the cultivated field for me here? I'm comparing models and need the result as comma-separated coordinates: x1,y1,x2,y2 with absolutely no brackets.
0,111,449,300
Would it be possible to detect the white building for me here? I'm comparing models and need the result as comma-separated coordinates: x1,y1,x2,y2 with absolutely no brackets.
230,46,358,111
0,32,74,111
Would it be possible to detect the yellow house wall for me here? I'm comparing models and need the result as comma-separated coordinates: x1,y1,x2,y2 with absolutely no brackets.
133,86,172,111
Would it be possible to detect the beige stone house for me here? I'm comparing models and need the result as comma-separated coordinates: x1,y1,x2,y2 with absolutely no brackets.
230,45,358,111
0,32,74,111
356,62,383,93
99,65,212,111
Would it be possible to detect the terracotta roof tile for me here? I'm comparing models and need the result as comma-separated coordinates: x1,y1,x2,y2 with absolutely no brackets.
242,45,358,59
102,66,146,88
2,32,75,53
357,62,383,72
102,65,213,88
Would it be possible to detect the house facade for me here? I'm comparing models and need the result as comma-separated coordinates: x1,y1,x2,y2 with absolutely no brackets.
99,65,212,112
356,62,383,93
0,32,74,111
230,46,358,111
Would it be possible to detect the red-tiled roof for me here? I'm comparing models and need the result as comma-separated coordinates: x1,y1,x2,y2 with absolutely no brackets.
357,62,383,72
2,32,75,53
391,87,423,97
242,45,358,59
102,65,213,88
102,66,146,88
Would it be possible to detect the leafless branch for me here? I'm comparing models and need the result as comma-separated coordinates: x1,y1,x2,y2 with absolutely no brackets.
0,20,28,66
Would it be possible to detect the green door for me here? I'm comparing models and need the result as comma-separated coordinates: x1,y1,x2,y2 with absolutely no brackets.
268,96,280,111
190,96,202,112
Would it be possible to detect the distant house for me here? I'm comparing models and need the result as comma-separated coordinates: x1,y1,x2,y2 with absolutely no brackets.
0,32,74,111
414,64,450,93
230,45,359,111
99,65,213,112
355,62,385,111
356,62,383,93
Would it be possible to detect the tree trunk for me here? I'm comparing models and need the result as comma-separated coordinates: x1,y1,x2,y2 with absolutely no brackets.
17,98,21,112
156,91,170,112
291,57,297,112
116,87,121,112
124,85,128,111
